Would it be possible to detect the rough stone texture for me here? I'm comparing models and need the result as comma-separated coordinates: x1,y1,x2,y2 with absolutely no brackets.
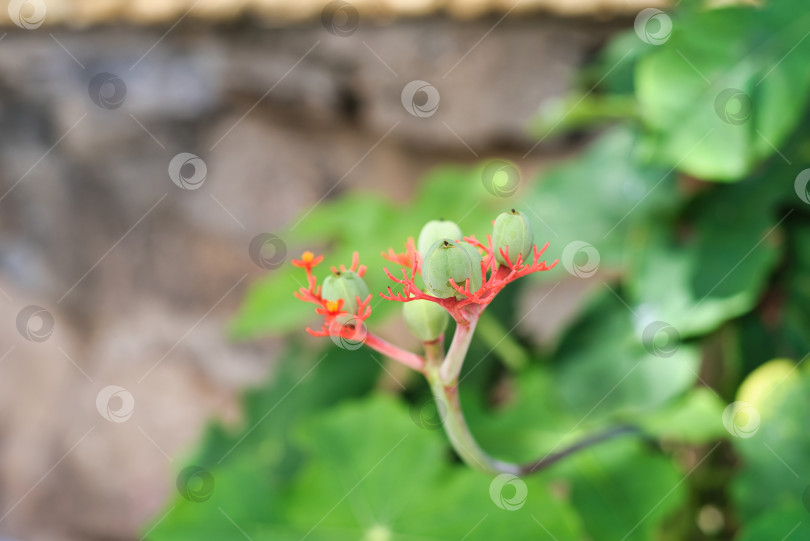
0,16,621,541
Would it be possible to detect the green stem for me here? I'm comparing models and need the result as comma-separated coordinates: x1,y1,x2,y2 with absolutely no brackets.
424,342,519,475
439,317,478,384
424,341,641,476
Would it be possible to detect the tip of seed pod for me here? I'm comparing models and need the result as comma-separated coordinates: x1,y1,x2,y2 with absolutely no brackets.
442,240,451,247
510,208,517,214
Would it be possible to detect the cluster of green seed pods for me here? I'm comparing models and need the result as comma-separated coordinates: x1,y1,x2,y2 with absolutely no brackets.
401,210,534,342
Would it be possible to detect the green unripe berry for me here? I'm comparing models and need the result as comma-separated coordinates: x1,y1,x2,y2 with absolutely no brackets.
492,209,534,266
423,239,479,299
462,243,483,292
417,219,463,254
321,270,369,315
402,299,449,342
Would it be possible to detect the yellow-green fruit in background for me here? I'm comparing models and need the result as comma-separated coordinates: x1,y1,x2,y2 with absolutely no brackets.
492,209,534,266
417,219,463,254
402,299,449,342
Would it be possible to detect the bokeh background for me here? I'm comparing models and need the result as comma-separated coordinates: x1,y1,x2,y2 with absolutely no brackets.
2,0,810,540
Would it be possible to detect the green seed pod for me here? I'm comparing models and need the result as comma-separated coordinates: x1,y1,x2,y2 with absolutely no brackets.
462,243,483,292
492,209,534,266
423,239,479,299
402,299,449,342
417,219,463,255
321,270,369,314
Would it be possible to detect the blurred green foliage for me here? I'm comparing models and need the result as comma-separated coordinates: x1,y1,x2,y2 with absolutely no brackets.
147,0,810,539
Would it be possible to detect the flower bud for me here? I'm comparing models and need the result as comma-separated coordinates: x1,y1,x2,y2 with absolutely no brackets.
492,209,534,266
423,239,479,299
321,270,369,315
417,219,463,255
402,299,449,342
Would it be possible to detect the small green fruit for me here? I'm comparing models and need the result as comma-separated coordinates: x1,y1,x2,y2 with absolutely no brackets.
417,219,463,254
402,299,449,342
321,270,369,315
492,209,534,266
462,243,483,292
423,239,479,299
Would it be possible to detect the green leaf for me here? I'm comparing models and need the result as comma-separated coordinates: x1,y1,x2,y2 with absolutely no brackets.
626,176,784,338
638,388,727,444
553,292,700,422
731,358,810,521
636,5,810,180
280,395,586,541
524,126,683,276
144,345,381,540
566,439,689,541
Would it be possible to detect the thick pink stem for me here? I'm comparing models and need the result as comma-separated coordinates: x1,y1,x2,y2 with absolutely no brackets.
364,332,426,372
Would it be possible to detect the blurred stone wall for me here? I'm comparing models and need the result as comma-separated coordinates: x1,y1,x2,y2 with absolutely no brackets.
0,13,623,541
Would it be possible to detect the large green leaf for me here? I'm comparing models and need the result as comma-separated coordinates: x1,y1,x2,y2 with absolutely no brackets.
626,176,784,338
280,395,586,541
553,292,700,422
636,4,810,180
144,345,381,540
